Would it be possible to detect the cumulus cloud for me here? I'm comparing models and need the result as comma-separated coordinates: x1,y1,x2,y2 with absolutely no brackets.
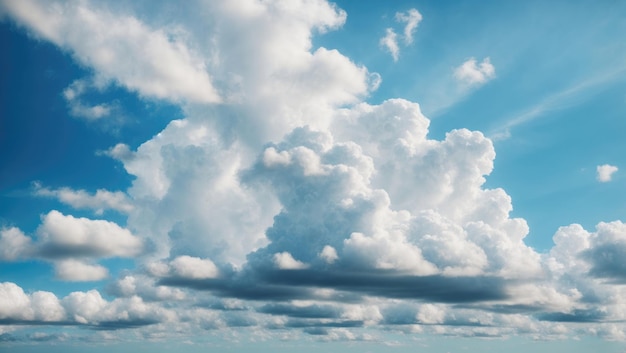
36,210,142,259
0,227,32,261
0,281,177,328
454,57,496,85
62,79,113,121
2,0,626,345
0,282,66,322
596,164,618,182
0,211,141,282
170,256,220,279
34,183,133,215
54,259,109,282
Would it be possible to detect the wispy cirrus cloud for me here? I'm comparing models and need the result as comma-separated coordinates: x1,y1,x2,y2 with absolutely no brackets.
380,8,422,61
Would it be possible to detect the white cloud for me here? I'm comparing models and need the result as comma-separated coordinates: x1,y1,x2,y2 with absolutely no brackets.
170,256,220,279
0,212,142,282
395,8,422,45
0,282,66,322
273,252,309,270
454,57,496,85
54,259,109,282
1,0,220,103
0,282,34,321
37,210,142,259
0,227,32,260
3,0,626,344
0,212,140,283
34,183,134,215
417,304,446,324
597,164,618,182
62,79,113,121
319,245,338,264
380,28,400,61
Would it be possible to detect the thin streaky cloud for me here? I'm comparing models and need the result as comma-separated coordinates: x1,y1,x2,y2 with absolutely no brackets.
490,68,626,141
380,28,399,61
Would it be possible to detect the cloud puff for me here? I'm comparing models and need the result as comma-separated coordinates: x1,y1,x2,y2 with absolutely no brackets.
454,57,496,85
36,210,142,259
0,282,175,328
0,0,220,103
169,256,220,279
54,259,109,282
380,28,400,62
0,227,32,261
0,211,141,281
0,282,66,322
34,183,134,215
596,164,618,182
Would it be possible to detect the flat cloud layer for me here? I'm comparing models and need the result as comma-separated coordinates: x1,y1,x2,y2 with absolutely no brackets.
1,0,625,346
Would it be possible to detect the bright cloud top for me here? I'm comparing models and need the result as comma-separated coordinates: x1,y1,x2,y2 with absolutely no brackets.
454,57,496,85
0,0,625,349
597,164,618,182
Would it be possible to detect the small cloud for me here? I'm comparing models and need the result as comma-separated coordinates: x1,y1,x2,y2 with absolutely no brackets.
273,252,309,270
33,183,134,215
379,8,422,61
379,28,400,62
319,245,338,264
99,143,134,162
454,57,495,85
170,255,220,279
395,8,422,45
63,79,113,121
597,164,618,182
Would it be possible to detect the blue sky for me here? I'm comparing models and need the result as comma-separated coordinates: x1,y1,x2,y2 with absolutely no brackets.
1,0,626,351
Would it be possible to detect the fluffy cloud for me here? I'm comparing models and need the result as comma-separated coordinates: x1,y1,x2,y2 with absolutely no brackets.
0,282,175,328
0,0,220,103
0,227,31,261
596,164,618,182
34,183,134,215
273,252,309,270
454,57,496,85
169,256,220,279
2,0,626,345
36,210,142,259
0,211,141,281
0,282,66,322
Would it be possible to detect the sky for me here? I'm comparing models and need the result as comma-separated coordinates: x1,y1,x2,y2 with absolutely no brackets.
1,0,626,352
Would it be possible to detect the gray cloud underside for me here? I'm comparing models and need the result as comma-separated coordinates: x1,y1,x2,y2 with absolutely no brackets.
159,269,508,303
